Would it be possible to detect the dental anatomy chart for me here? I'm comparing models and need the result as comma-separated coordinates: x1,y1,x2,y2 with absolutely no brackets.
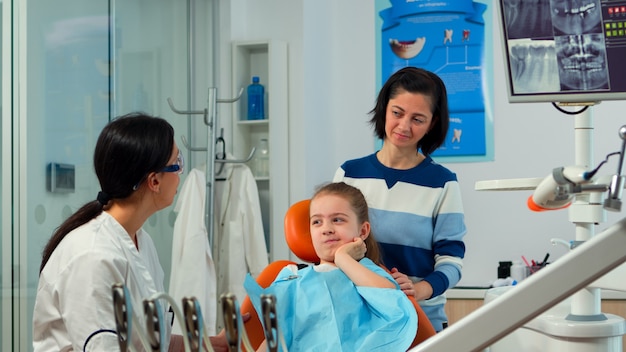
378,0,490,159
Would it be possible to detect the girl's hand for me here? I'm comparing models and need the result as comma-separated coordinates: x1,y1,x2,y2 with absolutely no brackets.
335,237,367,261
391,267,416,299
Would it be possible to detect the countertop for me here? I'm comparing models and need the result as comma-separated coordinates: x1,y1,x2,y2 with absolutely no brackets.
448,286,626,300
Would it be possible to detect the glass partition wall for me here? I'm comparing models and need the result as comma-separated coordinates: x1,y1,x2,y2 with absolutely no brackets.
4,0,215,350
1,2,7,350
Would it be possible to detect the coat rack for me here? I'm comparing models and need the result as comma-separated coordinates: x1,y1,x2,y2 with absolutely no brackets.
167,87,252,249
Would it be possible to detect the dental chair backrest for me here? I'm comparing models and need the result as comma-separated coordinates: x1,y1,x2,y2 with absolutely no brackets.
240,199,436,350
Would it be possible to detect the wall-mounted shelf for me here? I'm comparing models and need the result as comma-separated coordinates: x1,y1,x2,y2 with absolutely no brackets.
231,40,289,261
237,119,269,127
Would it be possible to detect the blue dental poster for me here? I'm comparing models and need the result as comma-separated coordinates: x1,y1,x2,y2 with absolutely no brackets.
376,0,494,161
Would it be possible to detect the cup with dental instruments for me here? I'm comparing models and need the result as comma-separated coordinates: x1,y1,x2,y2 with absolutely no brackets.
112,284,286,352
510,254,550,283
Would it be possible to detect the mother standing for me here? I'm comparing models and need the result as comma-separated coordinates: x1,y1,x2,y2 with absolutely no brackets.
333,66,467,332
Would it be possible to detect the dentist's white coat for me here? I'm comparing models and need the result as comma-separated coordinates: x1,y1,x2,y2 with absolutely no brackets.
33,211,170,352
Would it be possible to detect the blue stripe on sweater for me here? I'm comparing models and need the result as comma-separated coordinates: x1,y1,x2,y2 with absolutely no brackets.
341,154,457,189
379,242,462,297
379,243,434,278
379,242,463,278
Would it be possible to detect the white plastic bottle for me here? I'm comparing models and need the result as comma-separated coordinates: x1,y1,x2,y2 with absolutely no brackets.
254,138,269,178
510,260,528,283
492,277,517,287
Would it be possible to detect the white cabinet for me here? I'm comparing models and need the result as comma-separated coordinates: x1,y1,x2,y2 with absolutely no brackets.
231,40,289,262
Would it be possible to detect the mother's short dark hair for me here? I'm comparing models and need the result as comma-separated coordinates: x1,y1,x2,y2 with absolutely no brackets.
368,67,450,156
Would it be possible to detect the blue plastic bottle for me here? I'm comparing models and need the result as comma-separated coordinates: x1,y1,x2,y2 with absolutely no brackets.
247,76,265,120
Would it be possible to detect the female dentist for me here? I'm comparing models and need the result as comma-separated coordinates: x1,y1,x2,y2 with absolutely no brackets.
33,113,227,351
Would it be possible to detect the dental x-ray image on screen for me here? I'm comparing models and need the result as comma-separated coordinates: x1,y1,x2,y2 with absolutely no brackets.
555,34,609,91
498,0,626,103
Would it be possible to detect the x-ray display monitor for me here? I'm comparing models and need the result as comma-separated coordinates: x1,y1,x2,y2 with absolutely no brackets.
498,0,626,103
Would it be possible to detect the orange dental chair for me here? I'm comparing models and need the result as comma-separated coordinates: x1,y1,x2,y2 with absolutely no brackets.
239,199,436,350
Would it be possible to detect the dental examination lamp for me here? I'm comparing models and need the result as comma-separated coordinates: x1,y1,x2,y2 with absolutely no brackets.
528,125,626,213
527,165,593,211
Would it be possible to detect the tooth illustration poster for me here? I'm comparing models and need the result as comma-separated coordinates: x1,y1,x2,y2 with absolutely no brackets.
377,0,492,160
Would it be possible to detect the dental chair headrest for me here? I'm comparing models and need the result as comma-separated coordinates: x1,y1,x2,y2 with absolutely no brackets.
283,199,319,263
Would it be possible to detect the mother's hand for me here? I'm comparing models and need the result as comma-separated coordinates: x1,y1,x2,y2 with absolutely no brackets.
390,267,416,299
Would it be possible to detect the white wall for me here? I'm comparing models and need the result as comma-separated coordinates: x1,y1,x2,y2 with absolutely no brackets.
227,1,626,286
301,0,377,197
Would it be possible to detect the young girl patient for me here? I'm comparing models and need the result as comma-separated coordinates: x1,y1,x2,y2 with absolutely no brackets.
244,182,417,351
